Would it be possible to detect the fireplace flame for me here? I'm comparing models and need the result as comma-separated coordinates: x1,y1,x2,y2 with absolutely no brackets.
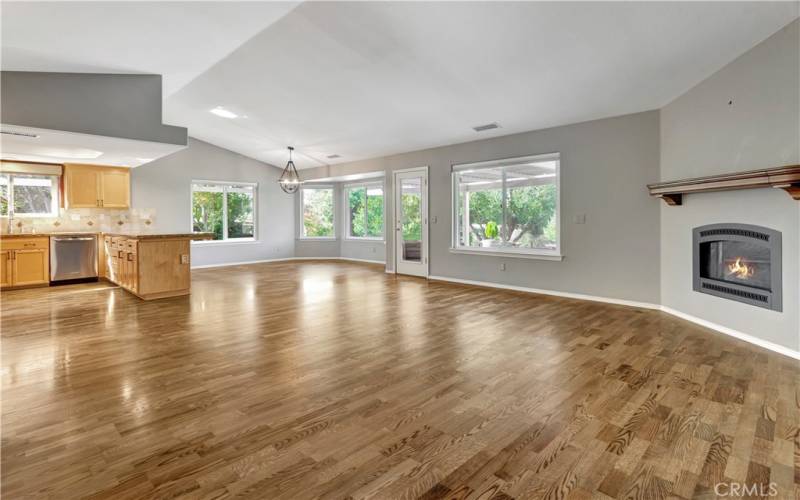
727,257,755,280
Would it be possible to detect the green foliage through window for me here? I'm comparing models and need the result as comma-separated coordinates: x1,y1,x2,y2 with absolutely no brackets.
302,188,334,237
455,156,559,252
192,182,255,241
347,183,384,238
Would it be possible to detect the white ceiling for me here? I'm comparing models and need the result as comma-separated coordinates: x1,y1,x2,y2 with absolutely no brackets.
2,2,798,169
0,1,299,97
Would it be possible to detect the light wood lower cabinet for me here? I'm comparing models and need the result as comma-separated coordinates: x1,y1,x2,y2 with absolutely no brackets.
103,237,190,300
0,237,50,289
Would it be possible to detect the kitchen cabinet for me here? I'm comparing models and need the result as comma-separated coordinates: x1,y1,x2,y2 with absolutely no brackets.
104,236,190,299
64,164,130,209
0,250,11,287
0,237,50,288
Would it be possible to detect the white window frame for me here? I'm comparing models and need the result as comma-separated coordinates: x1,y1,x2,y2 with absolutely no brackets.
190,180,258,244
343,180,385,241
0,173,60,218
298,185,336,240
450,152,562,261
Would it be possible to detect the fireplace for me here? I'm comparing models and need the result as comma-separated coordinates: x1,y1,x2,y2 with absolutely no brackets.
693,223,782,311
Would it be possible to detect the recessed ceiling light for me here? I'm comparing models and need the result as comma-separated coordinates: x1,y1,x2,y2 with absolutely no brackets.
210,106,238,119
472,122,500,132
31,147,103,159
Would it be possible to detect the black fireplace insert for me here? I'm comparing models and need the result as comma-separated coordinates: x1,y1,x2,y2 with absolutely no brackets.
693,223,782,311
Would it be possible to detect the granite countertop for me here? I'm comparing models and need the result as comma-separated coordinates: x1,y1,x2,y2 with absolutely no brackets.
1,232,214,240
102,232,214,240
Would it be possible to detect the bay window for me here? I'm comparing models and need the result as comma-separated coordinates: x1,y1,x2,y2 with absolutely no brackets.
452,153,560,257
345,182,384,239
301,186,335,238
192,181,256,241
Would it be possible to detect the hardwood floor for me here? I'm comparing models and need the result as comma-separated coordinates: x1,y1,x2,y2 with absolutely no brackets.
2,261,798,499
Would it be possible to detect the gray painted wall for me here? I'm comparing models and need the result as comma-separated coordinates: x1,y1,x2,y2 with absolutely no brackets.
131,138,295,267
299,110,662,304
660,19,800,351
1,71,186,145
294,181,386,262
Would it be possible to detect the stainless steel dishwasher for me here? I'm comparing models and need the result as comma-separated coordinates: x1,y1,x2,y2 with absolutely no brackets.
50,234,98,283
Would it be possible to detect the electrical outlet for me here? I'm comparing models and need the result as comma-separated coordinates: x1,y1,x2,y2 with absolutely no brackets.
371,247,376,253
180,254,189,264
500,263,506,271
432,216,438,224
573,214,586,224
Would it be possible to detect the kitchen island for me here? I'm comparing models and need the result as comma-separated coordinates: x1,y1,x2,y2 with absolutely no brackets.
1,232,212,299
100,233,213,300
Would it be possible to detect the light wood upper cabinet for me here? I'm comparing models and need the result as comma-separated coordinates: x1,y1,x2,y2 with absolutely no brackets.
64,164,130,209
65,165,101,208
99,169,130,208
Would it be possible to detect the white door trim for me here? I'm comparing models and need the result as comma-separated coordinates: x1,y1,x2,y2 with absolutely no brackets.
393,166,429,277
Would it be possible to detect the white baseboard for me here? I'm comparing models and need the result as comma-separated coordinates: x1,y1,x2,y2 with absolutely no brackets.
337,257,385,265
659,306,800,360
191,257,298,269
192,256,384,269
191,262,799,360
428,275,661,310
428,275,799,360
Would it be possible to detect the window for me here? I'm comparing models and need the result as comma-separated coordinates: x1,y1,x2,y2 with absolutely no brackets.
452,153,560,256
0,173,59,217
191,181,256,241
301,186,334,238
345,182,384,239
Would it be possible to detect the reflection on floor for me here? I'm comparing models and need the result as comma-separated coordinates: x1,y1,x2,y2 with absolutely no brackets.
2,261,798,499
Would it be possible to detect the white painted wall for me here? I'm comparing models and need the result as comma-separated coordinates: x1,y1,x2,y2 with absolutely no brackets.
660,19,800,351
131,137,295,267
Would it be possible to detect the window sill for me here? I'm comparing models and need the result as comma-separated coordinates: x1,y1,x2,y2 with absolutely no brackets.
344,237,385,243
192,238,260,246
297,237,337,241
449,247,563,261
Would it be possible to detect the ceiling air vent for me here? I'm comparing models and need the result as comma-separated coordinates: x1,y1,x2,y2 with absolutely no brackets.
327,154,341,159
472,122,500,132
1,130,39,138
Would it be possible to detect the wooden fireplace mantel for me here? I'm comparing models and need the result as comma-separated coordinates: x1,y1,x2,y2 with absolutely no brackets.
647,165,800,206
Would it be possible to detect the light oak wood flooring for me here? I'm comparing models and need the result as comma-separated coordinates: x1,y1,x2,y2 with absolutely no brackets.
2,261,798,499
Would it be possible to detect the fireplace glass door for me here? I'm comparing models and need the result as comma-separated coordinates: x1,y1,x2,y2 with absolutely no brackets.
699,240,771,291
693,223,781,311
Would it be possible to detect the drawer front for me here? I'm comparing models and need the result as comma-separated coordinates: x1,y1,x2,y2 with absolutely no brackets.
126,240,138,253
1,237,49,251
111,237,126,250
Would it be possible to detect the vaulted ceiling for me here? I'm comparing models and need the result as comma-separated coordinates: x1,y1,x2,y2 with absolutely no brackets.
3,2,798,169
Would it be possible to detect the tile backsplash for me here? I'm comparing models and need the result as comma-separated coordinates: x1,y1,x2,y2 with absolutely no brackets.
1,208,157,234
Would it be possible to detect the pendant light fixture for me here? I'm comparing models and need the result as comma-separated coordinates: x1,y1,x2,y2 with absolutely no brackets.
278,146,302,194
